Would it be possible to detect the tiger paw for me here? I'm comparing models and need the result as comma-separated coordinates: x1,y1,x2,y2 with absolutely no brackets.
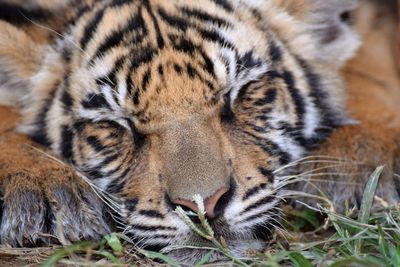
293,124,400,212
0,168,110,247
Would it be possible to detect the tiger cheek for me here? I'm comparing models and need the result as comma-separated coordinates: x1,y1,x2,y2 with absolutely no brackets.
121,149,167,211
229,134,274,189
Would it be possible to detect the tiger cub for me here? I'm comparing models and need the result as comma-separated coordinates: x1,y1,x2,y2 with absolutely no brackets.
0,0,398,263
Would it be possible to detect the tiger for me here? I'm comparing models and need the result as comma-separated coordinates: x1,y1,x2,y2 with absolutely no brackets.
0,0,398,264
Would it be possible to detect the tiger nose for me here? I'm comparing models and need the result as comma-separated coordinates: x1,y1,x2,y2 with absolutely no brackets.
171,187,230,219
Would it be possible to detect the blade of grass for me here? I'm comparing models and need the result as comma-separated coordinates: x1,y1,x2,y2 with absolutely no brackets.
288,252,313,267
104,233,124,255
358,166,385,224
194,250,214,266
41,241,94,267
355,166,384,254
141,250,181,267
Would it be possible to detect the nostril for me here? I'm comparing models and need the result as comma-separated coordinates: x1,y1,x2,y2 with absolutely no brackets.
213,177,236,218
167,178,236,220
208,183,235,219
170,198,199,214
204,187,229,219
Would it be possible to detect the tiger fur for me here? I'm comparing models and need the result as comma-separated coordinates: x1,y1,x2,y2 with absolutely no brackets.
0,0,398,263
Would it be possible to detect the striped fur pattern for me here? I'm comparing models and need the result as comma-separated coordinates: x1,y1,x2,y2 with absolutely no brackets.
0,0,360,262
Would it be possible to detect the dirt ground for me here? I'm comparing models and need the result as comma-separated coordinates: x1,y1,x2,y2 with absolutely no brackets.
0,0,399,266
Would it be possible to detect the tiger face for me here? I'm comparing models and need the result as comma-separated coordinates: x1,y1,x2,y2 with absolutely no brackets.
0,0,360,262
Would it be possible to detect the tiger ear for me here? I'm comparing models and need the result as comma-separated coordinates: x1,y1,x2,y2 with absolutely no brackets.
0,21,47,106
271,0,360,67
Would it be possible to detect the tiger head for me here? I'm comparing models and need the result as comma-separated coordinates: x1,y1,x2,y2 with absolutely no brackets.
0,0,359,262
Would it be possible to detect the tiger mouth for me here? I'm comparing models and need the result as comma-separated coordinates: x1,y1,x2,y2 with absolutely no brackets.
128,209,277,262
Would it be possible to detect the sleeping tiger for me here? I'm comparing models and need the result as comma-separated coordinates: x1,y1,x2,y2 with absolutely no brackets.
0,0,398,263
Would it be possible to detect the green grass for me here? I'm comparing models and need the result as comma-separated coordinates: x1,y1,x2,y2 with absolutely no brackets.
1,166,399,266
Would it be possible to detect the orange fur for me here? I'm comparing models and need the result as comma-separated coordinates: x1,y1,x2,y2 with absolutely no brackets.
0,0,398,261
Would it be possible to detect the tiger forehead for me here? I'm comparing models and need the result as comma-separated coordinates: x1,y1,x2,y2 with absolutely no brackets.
128,47,224,123
71,0,271,124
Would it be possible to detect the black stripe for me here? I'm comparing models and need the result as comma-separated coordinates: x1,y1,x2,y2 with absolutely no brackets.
158,6,233,50
100,143,131,175
107,178,126,194
173,63,182,74
295,57,336,146
61,83,73,110
75,4,91,19
236,81,254,102
184,60,213,87
80,8,106,50
157,64,164,77
258,167,274,183
197,28,234,50
127,119,146,147
61,89,73,111
132,90,140,105
240,194,276,215
221,94,235,122
138,244,166,252
237,51,262,71
61,46,73,63
30,89,58,147
82,93,111,109
0,3,51,25
133,234,174,240
103,161,124,177
186,63,197,78
269,40,282,62
282,71,305,128
141,68,151,90
265,70,282,80
95,56,126,87
130,46,158,70
110,0,133,8
253,88,277,106
259,141,291,165
243,183,267,201
199,49,214,76
242,130,291,165
142,0,164,48
96,63,126,107
139,210,164,219
110,163,132,180
210,0,234,12
126,71,135,95
295,56,333,123
169,35,197,55
86,136,105,153
90,12,147,63
240,213,273,225
80,0,134,50
97,120,126,131
124,197,139,211
131,224,177,231
157,7,189,31
60,125,74,160
85,168,103,180
180,7,231,27
101,153,119,165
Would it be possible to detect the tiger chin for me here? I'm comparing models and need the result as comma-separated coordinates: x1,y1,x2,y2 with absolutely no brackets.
0,0,397,264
